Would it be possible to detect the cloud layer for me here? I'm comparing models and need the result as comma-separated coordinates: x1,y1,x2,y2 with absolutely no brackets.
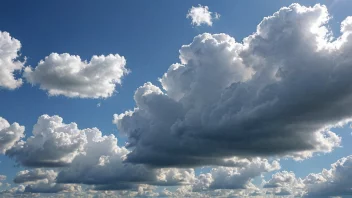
0,31,24,89
24,53,129,98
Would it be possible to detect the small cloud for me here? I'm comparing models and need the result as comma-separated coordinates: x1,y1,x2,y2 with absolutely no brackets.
214,12,221,20
97,103,101,107
187,5,220,26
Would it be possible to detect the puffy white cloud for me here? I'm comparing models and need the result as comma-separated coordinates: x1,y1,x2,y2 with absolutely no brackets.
263,171,305,196
56,126,196,188
115,3,352,167
0,117,25,154
55,127,154,186
264,171,304,189
154,168,196,186
2,114,194,192
0,31,24,89
263,155,352,197
186,5,219,26
193,158,280,191
24,53,129,98
6,115,86,167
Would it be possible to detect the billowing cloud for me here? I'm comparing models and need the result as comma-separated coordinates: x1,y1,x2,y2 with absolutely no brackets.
0,31,24,89
6,115,86,167
264,155,352,197
193,158,280,191
24,53,129,98
304,155,352,197
0,117,25,154
56,126,196,188
2,114,195,191
263,171,305,196
115,3,352,167
2,3,352,197
186,5,220,26
55,127,154,186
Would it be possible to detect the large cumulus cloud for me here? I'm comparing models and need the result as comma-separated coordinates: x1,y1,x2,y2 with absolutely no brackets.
114,3,352,167
0,117,25,154
0,31,24,89
24,53,129,98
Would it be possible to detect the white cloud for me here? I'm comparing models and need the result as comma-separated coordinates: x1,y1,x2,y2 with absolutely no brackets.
186,5,220,26
6,115,86,167
263,171,305,197
115,4,352,167
55,127,153,186
0,117,25,154
193,158,280,191
263,155,352,197
56,125,196,188
24,53,129,98
304,155,352,197
0,31,24,89
2,114,195,191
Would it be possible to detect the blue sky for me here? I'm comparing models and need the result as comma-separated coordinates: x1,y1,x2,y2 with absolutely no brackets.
1,0,352,197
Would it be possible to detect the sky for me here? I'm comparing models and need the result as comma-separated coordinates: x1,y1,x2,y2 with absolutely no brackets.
1,0,352,197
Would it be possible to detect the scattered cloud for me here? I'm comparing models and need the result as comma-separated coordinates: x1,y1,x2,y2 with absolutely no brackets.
187,5,220,26
0,31,24,89
24,53,129,98
1,3,352,197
